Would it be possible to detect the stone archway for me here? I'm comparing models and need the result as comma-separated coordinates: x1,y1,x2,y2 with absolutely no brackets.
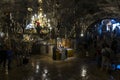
80,11,120,48
84,11,120,33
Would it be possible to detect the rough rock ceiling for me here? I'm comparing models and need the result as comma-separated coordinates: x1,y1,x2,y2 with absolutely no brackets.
0,0,120,24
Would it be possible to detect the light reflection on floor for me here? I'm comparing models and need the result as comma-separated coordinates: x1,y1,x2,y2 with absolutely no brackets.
0,55,119,80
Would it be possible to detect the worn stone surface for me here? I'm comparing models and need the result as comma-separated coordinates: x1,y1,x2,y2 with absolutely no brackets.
0,55,119,80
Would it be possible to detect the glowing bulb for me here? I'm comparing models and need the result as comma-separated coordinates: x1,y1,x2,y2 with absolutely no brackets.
81,66,87,77
36,65,39,69
48,19,50,22
44,14,46,17
38,0,42,3
44,69,48,74
27,7,33,11
34,14,37,17
50,27,52,30
31,16,35,21
81,69,87,77
48,24,51,27
81,33,84,37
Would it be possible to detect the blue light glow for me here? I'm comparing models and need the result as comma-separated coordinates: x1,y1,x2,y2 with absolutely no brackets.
95,19,120,37
111,19,116,24
26,23,35,29
117,64,120,69
97,24,102,35
112,23,120,31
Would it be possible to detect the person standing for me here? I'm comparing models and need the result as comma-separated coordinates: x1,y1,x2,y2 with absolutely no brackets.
101,44,111,71
6,47,13,70
111,38,118,56
0,46,7,68
61,46,66,60
95,46,102,68
53,45,57,60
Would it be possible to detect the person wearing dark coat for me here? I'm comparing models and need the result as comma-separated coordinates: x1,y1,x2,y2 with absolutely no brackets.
6,47,13,70
0,46,7,68
53,45,57,60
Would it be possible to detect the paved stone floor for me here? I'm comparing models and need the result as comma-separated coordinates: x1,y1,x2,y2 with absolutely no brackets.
0,55,119,80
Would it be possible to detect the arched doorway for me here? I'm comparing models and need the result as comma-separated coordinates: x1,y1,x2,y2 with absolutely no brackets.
83,18,120,57
86,18,120,41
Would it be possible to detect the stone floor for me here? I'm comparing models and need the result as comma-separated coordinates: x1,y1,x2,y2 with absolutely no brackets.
0,54,119,80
